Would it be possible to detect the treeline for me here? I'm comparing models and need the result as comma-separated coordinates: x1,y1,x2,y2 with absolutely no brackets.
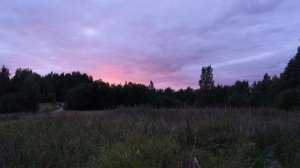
0,69,93,113
1,47,300,113
198,48,300,109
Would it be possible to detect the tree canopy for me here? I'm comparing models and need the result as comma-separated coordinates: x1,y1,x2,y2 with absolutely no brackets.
1,46,300,112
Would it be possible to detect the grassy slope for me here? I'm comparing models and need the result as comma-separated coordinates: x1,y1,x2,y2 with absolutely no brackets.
0,108,300,168
38,103,60,113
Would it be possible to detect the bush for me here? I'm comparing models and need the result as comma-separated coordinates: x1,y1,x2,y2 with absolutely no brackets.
20,76,39,112
47,93,56,104
228,91,249,107
65,84,95,110
0,93,24,113
0,75,39,113
275,88,300,110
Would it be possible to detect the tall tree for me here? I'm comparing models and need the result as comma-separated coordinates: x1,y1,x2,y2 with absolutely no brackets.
282,47,300,87
228,81,250,107
20,75,40,112
0,66,10,97
199,65,214,90
12,68,40,93
149,80,155,90
198,66,215,106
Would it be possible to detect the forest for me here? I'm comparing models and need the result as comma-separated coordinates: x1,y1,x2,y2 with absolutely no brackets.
0,46,300,113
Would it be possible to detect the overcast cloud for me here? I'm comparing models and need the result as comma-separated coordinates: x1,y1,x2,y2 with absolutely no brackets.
0,0,299,89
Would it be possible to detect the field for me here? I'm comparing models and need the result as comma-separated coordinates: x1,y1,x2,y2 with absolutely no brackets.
1,108,300,168
38,103,61,113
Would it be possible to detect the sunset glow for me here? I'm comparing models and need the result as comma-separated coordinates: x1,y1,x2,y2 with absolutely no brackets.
1,0,300,89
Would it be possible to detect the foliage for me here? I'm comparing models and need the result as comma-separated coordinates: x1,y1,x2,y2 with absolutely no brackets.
20,75,40,112
0,93,24,113
227,81,251,107
275,88,300,110
0,66,10,97
198,66,215,107
1,46,300,111
1,108,299,167
47,93,56,104
38,103,60,112
0,68,40,113
281,47,300,88
199,65,214,90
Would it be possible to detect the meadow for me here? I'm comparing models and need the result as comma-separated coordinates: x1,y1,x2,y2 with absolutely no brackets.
0,108,300,168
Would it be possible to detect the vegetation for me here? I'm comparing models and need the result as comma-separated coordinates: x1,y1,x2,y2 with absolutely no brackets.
198,65,215,107
38,103,60,113
1,47,300,167
1,108,299,167
0,46,300,112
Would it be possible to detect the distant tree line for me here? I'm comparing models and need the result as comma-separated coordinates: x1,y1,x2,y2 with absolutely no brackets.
196,47,300,110
1,47,300,113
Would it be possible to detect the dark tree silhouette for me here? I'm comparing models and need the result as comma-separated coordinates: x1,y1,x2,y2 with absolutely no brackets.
199,65,215,106
282,47,300,87
199,65,214,90
20,75,40,112
0,66,10,97
1,46,300,112
228,81,250,107
275,88,300,110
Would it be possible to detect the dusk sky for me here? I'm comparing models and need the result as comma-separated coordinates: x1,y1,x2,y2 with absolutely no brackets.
1,0,300,89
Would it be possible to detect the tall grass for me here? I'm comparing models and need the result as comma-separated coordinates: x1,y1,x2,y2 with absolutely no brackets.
1,108,299,167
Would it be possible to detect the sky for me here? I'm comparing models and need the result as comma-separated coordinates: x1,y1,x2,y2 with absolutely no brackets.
0,0,300,89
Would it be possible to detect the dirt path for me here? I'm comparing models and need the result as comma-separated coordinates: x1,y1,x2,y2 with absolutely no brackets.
53,106,64,113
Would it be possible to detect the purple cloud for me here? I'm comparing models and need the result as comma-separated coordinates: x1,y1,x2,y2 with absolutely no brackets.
0,0,300,89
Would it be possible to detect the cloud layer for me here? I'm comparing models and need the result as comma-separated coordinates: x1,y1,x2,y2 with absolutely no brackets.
1,0,300,89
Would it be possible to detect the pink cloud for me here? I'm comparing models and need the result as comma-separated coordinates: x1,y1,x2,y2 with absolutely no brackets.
1,0,300,89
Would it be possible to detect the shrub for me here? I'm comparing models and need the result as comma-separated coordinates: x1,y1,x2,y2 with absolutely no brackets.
65,83,95,110
47,93,56,104
0,93,24,113
228,91,249,107
20,76,39,112
275,88,300,110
